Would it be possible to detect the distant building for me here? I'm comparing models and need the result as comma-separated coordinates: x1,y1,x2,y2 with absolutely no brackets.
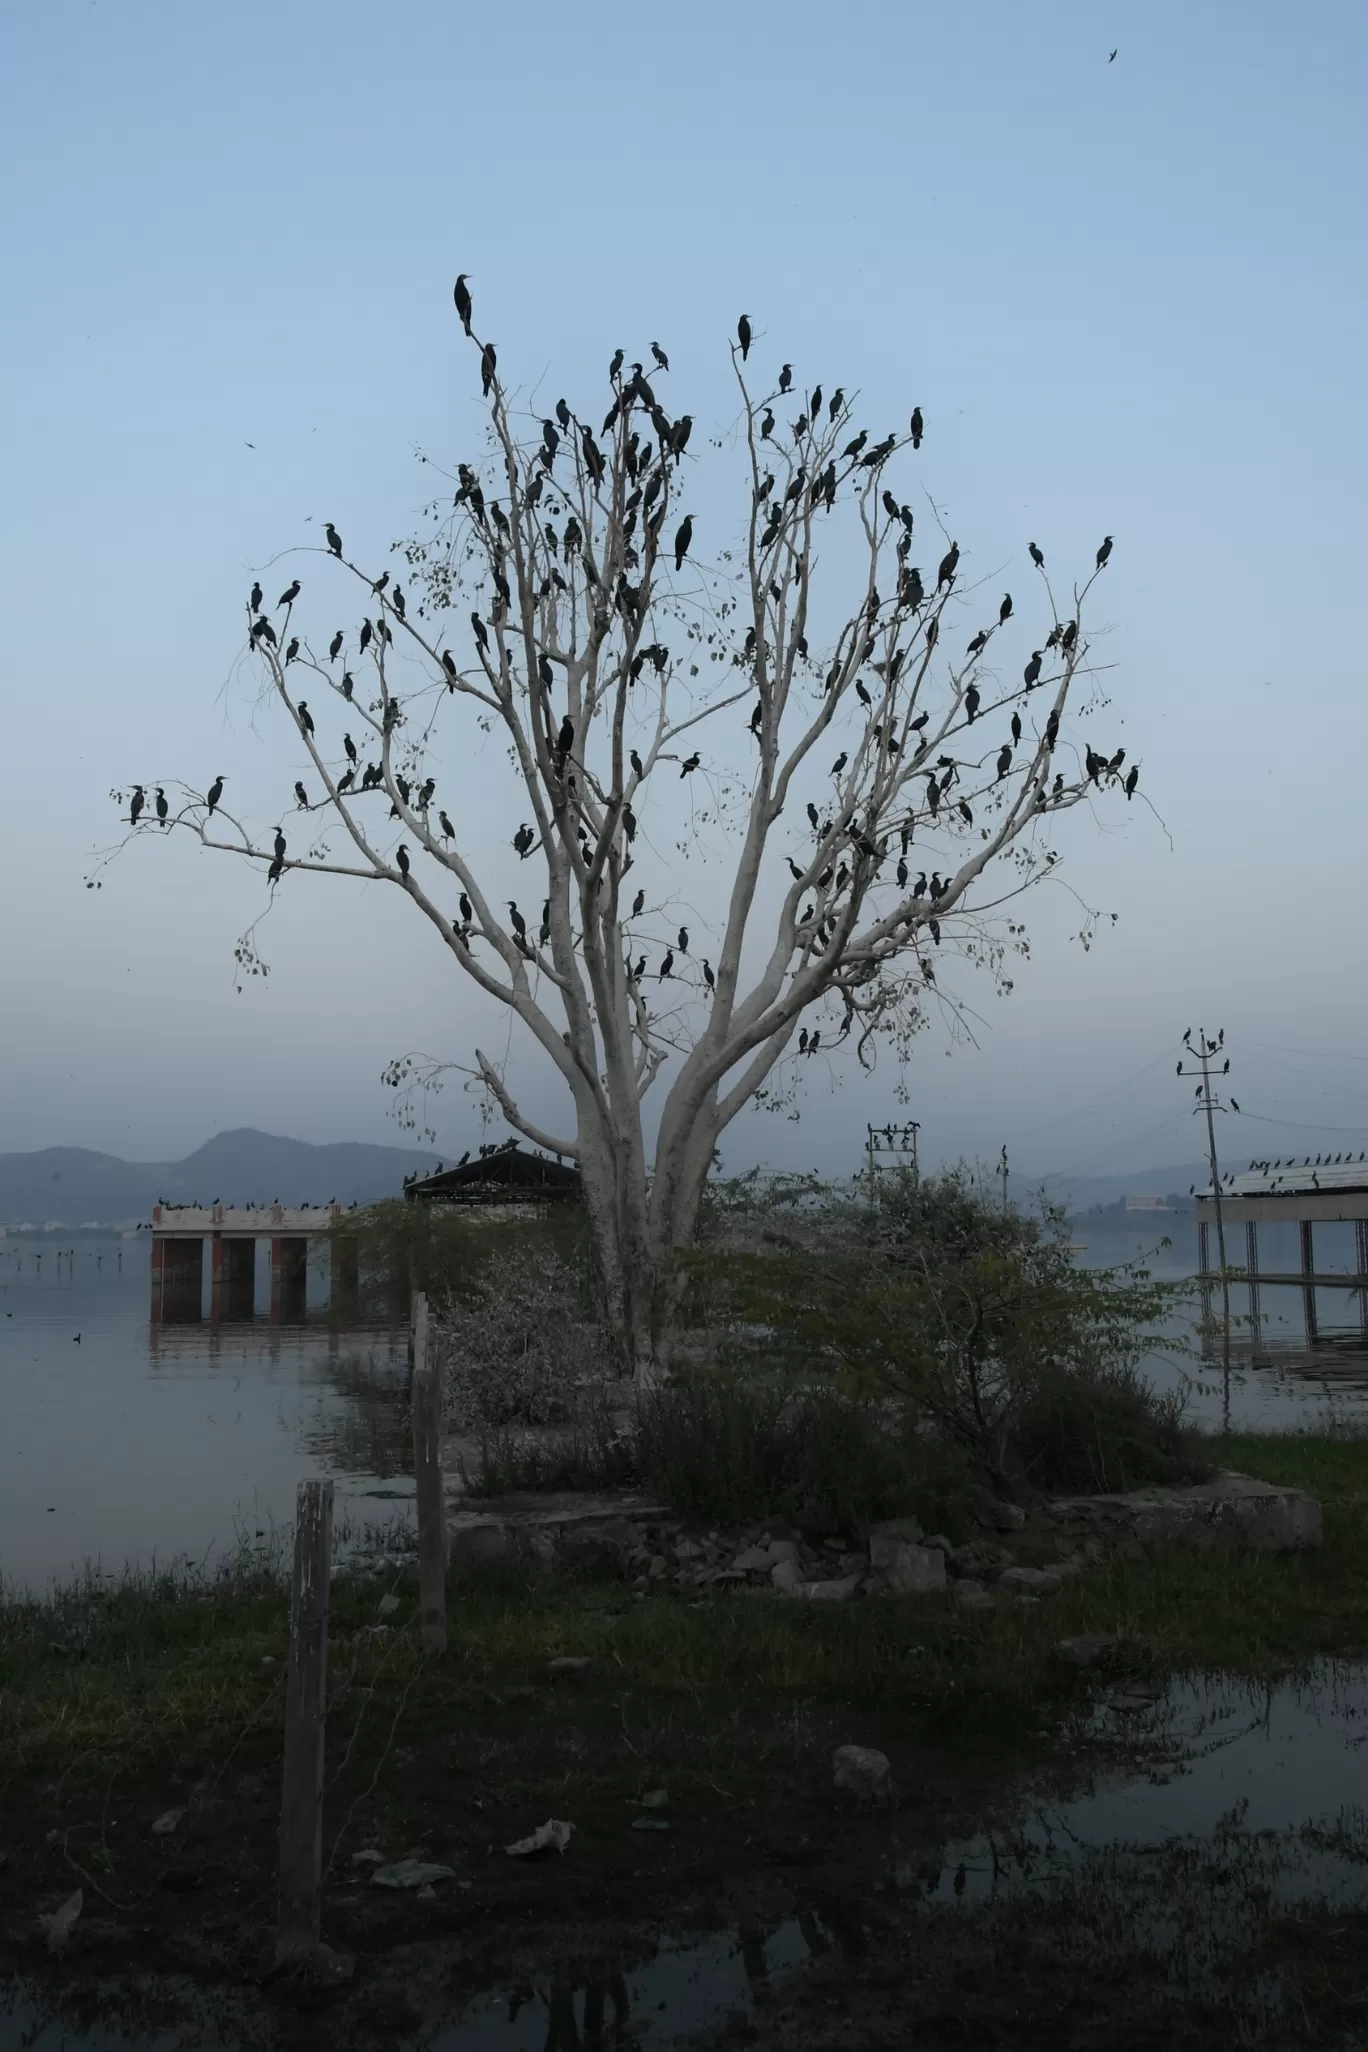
1125,1194,1173,1213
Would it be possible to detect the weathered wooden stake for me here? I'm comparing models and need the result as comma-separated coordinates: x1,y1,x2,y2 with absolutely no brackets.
411,1292,448,1654
276,1477,332,1965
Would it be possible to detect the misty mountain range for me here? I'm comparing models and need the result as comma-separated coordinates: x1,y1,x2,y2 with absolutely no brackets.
0,1128,440,1226
0,1125,1220,1228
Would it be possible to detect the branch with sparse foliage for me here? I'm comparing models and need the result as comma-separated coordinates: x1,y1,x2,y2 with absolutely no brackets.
101,284,1143,1378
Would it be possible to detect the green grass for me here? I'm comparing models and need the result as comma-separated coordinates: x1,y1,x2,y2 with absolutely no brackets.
4,1428,1368,1784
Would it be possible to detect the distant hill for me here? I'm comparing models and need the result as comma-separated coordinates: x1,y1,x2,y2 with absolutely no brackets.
0,1128,441,1226
1022,1163,1209,1216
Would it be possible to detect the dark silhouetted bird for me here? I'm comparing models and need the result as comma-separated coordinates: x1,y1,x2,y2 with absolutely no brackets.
250,581,262,612
996,746,1011,780
680,752,700,776
252,617,276,646
1028,542,1044,569
831,752,847,776
760,408,775,439
659,949,674,978
273,827,286,860
343,732,357,765
358,620,372,655
844,429,867,460
702,958,715,992
459,891,473,923
1096,534,1114,569
937,543,959,588
778,362,792,393
342,671,355,700
325,522,342,556
155,787,168,822
910,407,924,447
967,630,988,656
391,585,405,620
855,678,872,706
206,775,225,814
294,781,307,807
807,802,820,830
677,926,689,953
674,514,693,570
278,580,300,608
651,340,669,371
999,593,1013,624
481,342,497,395
507,901,526,939
396,845,410,882
439,809,455,839
328,630,343,661
965,685,980,723
555,397,571,432
609,347,624,380
336,767,354,794
267,852,284,885
130,785,145,825
1011,712,1022,745
1023,650,1043,689
737,314,752,359
1124,766,1139,799
1061,620,1078,652
556,715,574,768
453,274,473,334
296,701,314,735
285,636,300,664
632,888,645,917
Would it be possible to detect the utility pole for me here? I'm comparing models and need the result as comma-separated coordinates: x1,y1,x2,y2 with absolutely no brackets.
1178,1027,1235,1374
997,1145,1010,1214
865,1122,921,1207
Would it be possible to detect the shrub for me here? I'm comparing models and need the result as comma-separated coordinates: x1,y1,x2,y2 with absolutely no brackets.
1009,1356,1216,1494
433,1244,614,1430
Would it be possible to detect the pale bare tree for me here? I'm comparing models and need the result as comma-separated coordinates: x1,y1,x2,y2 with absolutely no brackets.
103,289,1140,1378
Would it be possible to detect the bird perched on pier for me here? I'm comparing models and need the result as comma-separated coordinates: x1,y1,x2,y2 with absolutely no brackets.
325,523,342,557
206,775,225,814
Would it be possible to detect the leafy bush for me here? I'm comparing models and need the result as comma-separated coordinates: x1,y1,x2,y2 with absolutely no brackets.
433,1244,614,1430
1010,1356,1216,1494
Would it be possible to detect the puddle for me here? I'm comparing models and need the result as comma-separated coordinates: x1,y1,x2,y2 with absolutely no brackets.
9,1664,1368,2048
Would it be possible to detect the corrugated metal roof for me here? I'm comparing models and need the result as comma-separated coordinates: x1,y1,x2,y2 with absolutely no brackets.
1196,1155,1368,1200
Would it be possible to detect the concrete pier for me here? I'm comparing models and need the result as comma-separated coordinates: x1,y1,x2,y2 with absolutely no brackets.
150,1203,356,1325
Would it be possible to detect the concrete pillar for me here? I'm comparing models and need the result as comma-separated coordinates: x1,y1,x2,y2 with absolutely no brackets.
1300,1218,1318,1343
329,1235,359,1315
156,1237,204,1323
270,1237,309,1323
1245,1219,1261,1343
212,1236,256,1323
1357,1220,1368,1340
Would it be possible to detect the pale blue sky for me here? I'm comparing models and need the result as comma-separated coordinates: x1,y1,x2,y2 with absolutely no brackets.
2,0,1365,1184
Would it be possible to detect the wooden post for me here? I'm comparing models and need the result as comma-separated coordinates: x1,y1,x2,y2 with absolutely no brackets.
411,1293,448,1654
277,1478,333,1965
1245,1218,1261,1345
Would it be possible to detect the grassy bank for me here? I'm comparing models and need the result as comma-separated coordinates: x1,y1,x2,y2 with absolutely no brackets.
3,1427,1367,1987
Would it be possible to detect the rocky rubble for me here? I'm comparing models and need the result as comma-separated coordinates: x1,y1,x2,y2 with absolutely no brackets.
439,1468,1320,1608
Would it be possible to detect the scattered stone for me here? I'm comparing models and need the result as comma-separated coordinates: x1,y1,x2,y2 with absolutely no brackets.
832,1745,893,1801
150,1809,184,1837
547,1656,592,1678
505,1819,573,1858
975,1494,1027,1533
1050,1471,1322,1557
807,1574,861,1602
36,1889,83,1956
771,1557,804,1597
638,1788,669,1809
648,1555,669,1580
733,1545,773,1572
370,1860,457,1890
999,1565,1062,1596
955,1580,995,1609
350,1849,386,1866
1054,1632,1121,1669
921,1533,953,1553
874,1540,946,1594
766,1539,799,1565
869,1515,924,1544
377,1592,401,1617
631,1817,670,1831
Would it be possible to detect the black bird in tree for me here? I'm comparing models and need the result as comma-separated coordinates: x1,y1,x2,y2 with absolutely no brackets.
677,926,689,953
936,543,959,588
736,315,752,359
854,678,872,707
336,768,355,794
453,274,473,334
965,685,980,723
966,630,988,657
341,671,355,700
674,514,693,570
278,580,300,608
481,342,497,396
996,746,1012,780
760,408,774,439
459,891,473,924
609,347,624,380
556,715,574,770
294,781,308,807
1061,620,1078,653
372,572,389,595
206,775,225,813
843,429,868,460
651,340,669,371
778,363,792,393
439,809,455,839
909,407,924,448
807,802,820,830
1011,711,1022,744
391,585,405,620
680,752,700,777
325,522,342,556
631,954,646,981
155,786,168,822
268,852,284,885
329,631,343,661
129,785,146,825
249,581,262,613
273,827,286,860
632,888,646,917
285,637,300,663
672,414,693,455
343,732,357,764
659,949,675,979
1023,650,1043,689
396,846,410,882
1124,766,1139,799
252,617,277,646
1096,534,1114,569
999,593,1013,624
296,701,314,736
507,901,526,940
470,611,489,653
358,620,372,655
629,748,645,779
831,751,848,776
702,959,715,993
1029,542,1044,568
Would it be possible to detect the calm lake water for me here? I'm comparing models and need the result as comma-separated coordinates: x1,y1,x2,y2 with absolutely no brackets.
1,1223,1366,1600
